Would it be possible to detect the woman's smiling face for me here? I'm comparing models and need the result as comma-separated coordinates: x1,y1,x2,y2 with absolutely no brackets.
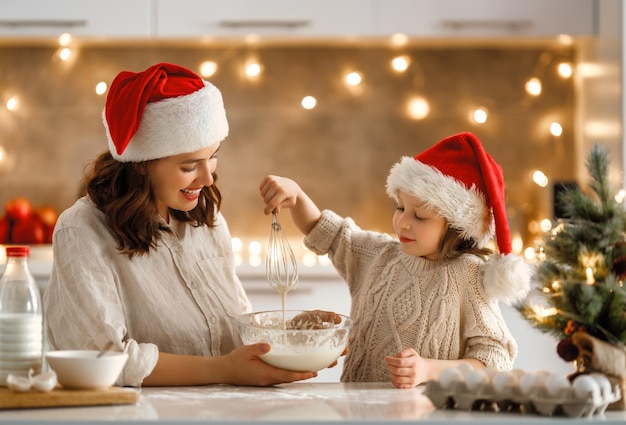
147,143,221,221
392,190,448,260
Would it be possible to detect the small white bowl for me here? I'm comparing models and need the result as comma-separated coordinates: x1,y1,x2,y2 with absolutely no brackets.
45,350,128,389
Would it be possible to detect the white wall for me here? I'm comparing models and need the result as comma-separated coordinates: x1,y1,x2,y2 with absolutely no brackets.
577,0,623,185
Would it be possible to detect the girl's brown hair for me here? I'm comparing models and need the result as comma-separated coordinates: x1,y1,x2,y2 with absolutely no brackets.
86,151,221,258
438,224,493,262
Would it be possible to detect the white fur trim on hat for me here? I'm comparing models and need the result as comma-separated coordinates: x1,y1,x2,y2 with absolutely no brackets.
386,156,494,248
104,81,228,162
482,253,532,305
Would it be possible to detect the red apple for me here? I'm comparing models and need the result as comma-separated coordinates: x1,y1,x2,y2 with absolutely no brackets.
0,216,9,243
5,197,32,223
11,216,45,245
34,205,58,228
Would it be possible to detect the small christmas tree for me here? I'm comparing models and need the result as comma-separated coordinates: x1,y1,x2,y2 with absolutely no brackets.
517,144,626,359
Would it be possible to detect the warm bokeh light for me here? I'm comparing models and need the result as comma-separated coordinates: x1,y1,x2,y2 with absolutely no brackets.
345,71,363,86
6,97,18,111
58,33,72,47
615,189,626,204
557,62,573,78
472,107,488,124
302,252,317,267
540,219,553,232
511,234,524,255
95,82,107,95
407,97,429,120
58,47,72,61
301,96,317,110
248,240,262,256
390,33,408,47
391,55,410,72
231,237,243,252
200,61,218,77
525,77,542,96
532,170,549,188
524,247,537,261
550,122,563,137
0,146,5,162
245,63,262,78
318,254,332,266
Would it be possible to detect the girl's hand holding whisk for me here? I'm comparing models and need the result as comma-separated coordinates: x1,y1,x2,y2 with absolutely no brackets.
259,175,322,236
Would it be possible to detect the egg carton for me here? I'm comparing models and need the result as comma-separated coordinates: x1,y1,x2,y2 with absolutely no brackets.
423,378,622,418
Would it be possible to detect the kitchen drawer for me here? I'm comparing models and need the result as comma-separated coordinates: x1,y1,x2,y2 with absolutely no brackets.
0,0,152,39
154,0,375,40
375,0,596,39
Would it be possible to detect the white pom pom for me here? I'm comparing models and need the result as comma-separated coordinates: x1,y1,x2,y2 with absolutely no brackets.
482,253,532,305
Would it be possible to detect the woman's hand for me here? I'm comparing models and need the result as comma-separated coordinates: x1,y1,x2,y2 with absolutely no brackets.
384,348,429,389
222,343,317,386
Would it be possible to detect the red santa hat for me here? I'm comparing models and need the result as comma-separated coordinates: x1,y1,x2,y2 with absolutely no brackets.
102,62,228,162
386,132,530,305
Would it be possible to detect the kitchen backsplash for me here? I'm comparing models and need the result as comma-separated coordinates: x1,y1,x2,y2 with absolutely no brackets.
0,43,576,249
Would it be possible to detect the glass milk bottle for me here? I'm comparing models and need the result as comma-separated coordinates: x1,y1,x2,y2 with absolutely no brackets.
0,246,43,385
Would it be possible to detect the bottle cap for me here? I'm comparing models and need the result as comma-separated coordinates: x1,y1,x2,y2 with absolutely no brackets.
5,246,30,257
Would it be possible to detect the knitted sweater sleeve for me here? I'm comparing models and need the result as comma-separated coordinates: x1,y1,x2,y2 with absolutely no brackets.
303,209,394,291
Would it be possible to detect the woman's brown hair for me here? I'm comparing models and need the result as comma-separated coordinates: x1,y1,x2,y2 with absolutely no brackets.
85,151,221,258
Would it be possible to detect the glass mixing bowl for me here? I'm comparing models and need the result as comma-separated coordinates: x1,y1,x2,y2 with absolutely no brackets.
237,310,352,372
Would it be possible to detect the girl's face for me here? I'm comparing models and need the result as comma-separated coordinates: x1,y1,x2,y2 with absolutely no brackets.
147,143,221,221
392,190,448,260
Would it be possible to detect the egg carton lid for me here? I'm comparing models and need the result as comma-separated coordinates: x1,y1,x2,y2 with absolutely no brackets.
424,379,622,418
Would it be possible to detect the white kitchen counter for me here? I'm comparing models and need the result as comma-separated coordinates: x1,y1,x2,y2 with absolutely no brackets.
0,382,625,424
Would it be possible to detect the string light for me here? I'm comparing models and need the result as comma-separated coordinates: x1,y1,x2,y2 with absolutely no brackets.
6,96,18,111
245,62,262,78
301,96,317,110
200,61,218,77
58,33,72,47
95,82,107,95
391,55,410,72
549,122,563,137
525,77,542,96
532,170,549,187
472,107,488,124
407,97,429,120
557,62,573,78
345,71,363,86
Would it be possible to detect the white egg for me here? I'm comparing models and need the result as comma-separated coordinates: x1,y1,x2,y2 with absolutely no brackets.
492,371,519,392
484,366,498,377
589,373,613,398
511,368,525,378
456,363,473,377
572,375,601,401
438,367,464,390
545,373,571,397
6,374,32,392
519,371,541,395
465,368,490,391
32,370,57,392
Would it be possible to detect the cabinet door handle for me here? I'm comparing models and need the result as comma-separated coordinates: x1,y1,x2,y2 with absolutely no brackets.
440,19,533,32
0,19,88,28
218,20,310,29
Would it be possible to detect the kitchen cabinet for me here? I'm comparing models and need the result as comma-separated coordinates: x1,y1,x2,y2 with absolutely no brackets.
0,0,152,39
154,0,375,40
375,0,596,39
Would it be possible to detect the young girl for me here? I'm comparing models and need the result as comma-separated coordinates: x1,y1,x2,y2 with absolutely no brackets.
259,132,531,389
43,62,318,387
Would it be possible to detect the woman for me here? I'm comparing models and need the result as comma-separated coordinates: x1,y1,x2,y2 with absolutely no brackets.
44,62,317,387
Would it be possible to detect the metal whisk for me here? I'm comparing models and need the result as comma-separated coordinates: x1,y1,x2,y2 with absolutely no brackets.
266,210,298,295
